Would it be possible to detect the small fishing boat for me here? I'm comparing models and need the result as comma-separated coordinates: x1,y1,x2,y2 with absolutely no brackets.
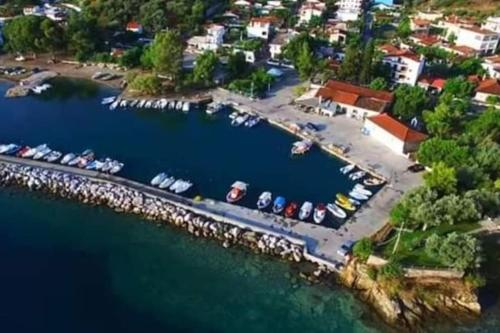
61,153,76,165
33,147,52,160
291,140,312,155
327,203,347,219
353,184,372,196
349,198,361,206
45,151,62,163
109,161,124,174
23,144,46,158
349,171,366,181
101,159,114,173
336,193,350,204
17,146,30,157
363,177,385,186
151,173,168,186
109,99,120,110
313,204,327,224
182,101,190,113
85,160,103,171
176,101,183,110
244,116,260,128
226,181,248,203
173,180,193,194
284,202,298,218
168,100,176,109
349,190,369,201
94,160,106,171
229,111,239,120
207,102,225,115
68,156,81,166
138,100,147,108
335,199,356,211
5,144,21,155
145,100,153,108
129,100,139,108
119,100,128,108
340,164,355,174
298,201,313,221
257,192,272,210
231,114,249,127
168,179,182,192
101,96,116,105
159,176,176,189
272,196,286,214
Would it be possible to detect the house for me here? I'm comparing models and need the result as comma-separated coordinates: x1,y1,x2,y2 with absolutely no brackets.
233,49,257,63
247,17,274,40
409,33,440,47
482,16,500,34
187,24,225,52
482,55,500,79
126,21,143,34
298,1,326,25
23,6,45,16
410,18,431,33
315,80,394,119
474,78,500,103
379,44,425,86
454,26,499,56
336,0,363,21
415,11,443,22
363,113,427,156
269,31,294,60
325,21,348,44
417,75,446,93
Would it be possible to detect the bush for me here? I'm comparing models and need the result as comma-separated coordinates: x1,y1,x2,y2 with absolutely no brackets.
465,273,486,288
379,262,404,280
129,74,162,95
366,266,378,280
353,237,374,262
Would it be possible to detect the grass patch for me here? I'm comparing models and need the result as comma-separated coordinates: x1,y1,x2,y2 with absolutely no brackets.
377,223,480,267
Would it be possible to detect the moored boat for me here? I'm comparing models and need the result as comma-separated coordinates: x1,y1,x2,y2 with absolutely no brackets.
349,171,366,181
244,116,260,128
33,147,52,160
101,96,116,105
336,199,356,211
16,146,30,157
291,140,312,155
173,180,193,194
182,101,190,113
231,114,249,127
151,172,168,186
313,204,327,224
327,203,347,219
257,191,272,210
226,181,248,203
68,156,81,166
298,201,313,220
363,177,385,186
109,161,124,174
61,153,76,165
272,196,286,214
340,164,355,175
284,202,298,218
353,184,372,196
349,190,369,201
159,176,175,189
23,144,46,158
45,151,62,163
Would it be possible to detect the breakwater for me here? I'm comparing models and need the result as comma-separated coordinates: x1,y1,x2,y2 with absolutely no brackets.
0,161,307,264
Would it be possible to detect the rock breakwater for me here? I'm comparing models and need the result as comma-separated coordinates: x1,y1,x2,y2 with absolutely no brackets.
0,162,304,262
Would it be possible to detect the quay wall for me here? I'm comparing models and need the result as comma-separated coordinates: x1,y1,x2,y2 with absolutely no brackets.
0,155,337,272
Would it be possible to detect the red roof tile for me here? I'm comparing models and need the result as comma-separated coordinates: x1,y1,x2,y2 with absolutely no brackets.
368,114,428,143
324,80,394,102
476,78,500,95
379,44,422,62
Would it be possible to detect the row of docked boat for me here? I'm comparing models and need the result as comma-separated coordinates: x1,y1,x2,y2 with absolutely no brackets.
291,139,313,155
103,96,191,113
225,181,348,224
150,172,193,194
228,111,262,128
0,143,124,174
340,163,385,185
334,183,375,212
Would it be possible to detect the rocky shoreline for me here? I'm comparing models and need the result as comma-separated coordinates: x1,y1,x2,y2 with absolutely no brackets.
0,162,306,263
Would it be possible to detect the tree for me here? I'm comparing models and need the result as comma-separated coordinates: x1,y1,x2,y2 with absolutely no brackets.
369,78,388,91
424,162,458,195
129,74,162,95
456,57,484,76
392,85,429,122
423,99,468,138
427,233,481,271
337,41,360,82
353,238,374,262
447,32,457,45
397,17,411,39
190,0,205,32
442,77,475,99
192,51,218,87
67,13,99,61
3,16,44,54
227,52,248,79
359,39,374,84
283,33,314,67
296,42,315,80
38,19,65,55
139,0,169,34
147,30,184,83
119,47,144,68
417,138,469,168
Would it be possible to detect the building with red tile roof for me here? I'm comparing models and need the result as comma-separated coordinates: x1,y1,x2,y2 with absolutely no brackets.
126,21,143,33
418,75,446,92
364,113,427,156
379,44,425,86
474,78,500,103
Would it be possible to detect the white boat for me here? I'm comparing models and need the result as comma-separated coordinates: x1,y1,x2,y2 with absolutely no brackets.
151,173,167,186
0,144,15,154
101,159,113,173
109,161,124,174
176,101,183,110
68,156,81,166
119,100,128,108
138,100,146,108
313,204,326,224
33,147,52,160
159,177,175,189
327,203,347,219
353,184,373,196
174,180,193,194
61,153,76,164
159,176,176,189
349,190,369,201
291,140,312,155
299,201,313,220
349,171,366,181
226,181,248,203
207,102,225,115
101,96,116,105
23,144,47,158
256,192,272,210
168,100,176,109
182,101,190,112
145,100,153,108
340,164,355,174
130,100,139,108
349,198,361,206
109,100,120,110
228,111,239,119
244,116,261,128
363,177,385,186
45,151,62,163
169,179,183,192
231,114,249,127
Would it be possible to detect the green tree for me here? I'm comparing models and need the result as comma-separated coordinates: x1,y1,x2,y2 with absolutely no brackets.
129,73,162,95
424,162,458,195
447,32,457,45
353,238,374,262
283,33,314,67
423,99,468,138
190,0,205,32
227,52,248,79
359,39,374,84
192,51,218,87
338,41,360,82
139,0,169,34
148,30,184,83
397,17,411,39
457,57,484,76
442,77,475,99
435,232,480,271
417,138,469,168
3,15,44,54
369,77,388,91
392,85,429,122
67,13,99,61
119,47,144,68
296,42,315,81
38,18,65,55
378,262,404,280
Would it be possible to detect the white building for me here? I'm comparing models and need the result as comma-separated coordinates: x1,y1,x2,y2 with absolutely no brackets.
269,31,294,60
187,24,225,52
482,16,500,34
379,44,425,86
233,49,256,63
298,1,326,25
363,113,427,156
336,0,363,22
454,26,499,56
246,17,273,40
482,55,500,79
315,80,394,120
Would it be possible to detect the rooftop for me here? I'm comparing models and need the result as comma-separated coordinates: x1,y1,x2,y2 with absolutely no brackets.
379,44,422,62
368,113,428,143
476,78,500,95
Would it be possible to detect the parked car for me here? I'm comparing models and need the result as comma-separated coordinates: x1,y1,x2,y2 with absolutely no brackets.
407,164,425,173
306,122,319,132
337,240,355,258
